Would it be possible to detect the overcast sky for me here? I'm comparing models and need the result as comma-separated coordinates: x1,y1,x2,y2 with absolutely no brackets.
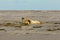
0,0,60,10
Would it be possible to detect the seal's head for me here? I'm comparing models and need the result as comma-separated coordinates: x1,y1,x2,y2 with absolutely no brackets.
22,17,31,25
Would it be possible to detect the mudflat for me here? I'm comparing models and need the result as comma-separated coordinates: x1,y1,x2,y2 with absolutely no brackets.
0,10,60,40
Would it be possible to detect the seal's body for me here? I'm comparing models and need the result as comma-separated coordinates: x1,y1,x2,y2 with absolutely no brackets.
30,20,41,24
22,17,43,25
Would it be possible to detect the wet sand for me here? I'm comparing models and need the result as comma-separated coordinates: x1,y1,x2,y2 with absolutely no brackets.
0,10,60,40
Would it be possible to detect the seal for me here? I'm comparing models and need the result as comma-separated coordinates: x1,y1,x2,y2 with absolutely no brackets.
22,17,44,25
